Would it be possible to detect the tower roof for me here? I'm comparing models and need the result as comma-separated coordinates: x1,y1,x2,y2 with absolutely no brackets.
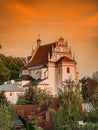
56,56,76,64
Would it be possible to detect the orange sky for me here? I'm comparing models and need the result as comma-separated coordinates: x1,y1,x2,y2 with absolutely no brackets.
0,0,98,78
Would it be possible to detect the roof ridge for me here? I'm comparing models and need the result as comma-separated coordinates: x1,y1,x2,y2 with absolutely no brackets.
40,42,56,47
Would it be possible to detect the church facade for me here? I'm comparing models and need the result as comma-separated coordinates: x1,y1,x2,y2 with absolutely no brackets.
21,37,78,95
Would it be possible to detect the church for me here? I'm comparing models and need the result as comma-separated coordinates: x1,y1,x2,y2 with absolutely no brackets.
21,37,79,95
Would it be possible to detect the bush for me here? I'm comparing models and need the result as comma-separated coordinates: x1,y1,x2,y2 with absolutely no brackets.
80,123,98,130
84,111,98,123
0,105,13,130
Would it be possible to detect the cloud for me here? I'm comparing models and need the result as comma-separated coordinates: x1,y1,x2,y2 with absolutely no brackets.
0,0,98,77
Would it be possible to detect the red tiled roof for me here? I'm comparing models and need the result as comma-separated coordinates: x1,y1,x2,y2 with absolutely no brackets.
56,56,76,64
26,43,56,68
48,98,59,110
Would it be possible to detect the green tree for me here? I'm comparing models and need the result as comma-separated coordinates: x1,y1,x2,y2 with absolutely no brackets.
0,106,12,130
0,91,8,106
80,77,98,102
0,54,24,83
7,57,24,79
16,95,26,105
80,75,98,122
0,58,10,84
17,87,54,105
92,71,98,83
49,80,82,130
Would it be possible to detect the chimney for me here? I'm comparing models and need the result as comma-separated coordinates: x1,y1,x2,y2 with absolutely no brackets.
11,80,14,84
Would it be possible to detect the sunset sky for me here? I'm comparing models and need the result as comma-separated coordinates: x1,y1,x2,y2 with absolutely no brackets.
0,0,98,78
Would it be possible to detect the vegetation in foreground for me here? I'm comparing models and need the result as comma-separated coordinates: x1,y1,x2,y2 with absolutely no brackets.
0,52,98,129
0,92,13,130
17,74,98,130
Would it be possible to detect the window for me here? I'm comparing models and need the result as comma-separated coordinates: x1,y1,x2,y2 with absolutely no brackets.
10,93,12,96
67,67,70,73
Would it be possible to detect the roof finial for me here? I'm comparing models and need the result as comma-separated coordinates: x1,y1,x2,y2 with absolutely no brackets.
37,34,41,49
31,45,35,56
73,54,75,60
69,46,72,53
65,40,68,46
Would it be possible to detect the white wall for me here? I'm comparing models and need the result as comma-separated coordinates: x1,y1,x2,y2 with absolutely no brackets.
62,63,76,81
5,91,24,104
48,62,57,95
55,65,62,92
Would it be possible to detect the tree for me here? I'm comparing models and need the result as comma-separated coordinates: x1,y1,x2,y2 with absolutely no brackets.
17,87,54,105
92,71,98,83
16,95,26,105
6,57,24,79
0,106,12,130
80,76,98,122
49,80,82,130
0,54,25,84
0,91,8,106
80,77,98,102
0,58,10,84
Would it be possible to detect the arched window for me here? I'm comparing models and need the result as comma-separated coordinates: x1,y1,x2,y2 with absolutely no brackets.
67,67,70,73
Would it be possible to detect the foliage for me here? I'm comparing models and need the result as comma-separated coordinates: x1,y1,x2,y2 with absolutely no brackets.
31,117,43,130
0,54,24,84
0,91,8,106
16,95,26,105
0,105,13,130
80,123,98,130
80,73,98,125
17,87,54,105
84,111,98,123
0,58,10,84
92,71,98,83
49,110,98,130
80,75,98,120
80,76,98,102
49,80,82,130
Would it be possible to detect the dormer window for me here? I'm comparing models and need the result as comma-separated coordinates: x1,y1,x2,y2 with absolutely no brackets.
67,67,70,73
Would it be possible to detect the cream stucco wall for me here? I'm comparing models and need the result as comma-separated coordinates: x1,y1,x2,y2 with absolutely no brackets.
62,63,76,81
5,91,24,104
48,62,57,95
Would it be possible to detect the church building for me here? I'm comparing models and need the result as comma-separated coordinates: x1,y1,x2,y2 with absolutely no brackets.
21,37,78,95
